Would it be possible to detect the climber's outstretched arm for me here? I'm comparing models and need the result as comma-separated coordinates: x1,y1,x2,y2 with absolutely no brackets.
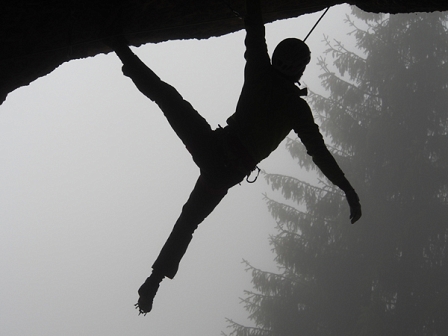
294,107,362,224
346,189,362,224
245,0,262,22
243,0,270,71
313,150,362,224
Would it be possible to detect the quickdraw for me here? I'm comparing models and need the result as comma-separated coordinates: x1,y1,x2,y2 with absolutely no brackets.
246,166,261,183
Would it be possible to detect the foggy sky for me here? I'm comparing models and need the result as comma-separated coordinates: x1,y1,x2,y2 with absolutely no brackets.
0,5,351,335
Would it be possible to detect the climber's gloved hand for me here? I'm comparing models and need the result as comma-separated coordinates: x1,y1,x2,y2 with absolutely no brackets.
345,189,362,224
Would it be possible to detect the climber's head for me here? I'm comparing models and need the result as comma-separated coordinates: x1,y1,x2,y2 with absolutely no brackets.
272,38,311,82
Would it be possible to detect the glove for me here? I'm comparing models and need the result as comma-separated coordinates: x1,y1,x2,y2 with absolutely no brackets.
345,189,362,224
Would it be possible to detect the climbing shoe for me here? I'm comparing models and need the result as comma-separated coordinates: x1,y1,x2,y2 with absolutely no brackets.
135,272,164,315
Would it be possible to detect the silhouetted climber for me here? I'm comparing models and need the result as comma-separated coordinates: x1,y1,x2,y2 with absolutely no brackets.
107,0,361,315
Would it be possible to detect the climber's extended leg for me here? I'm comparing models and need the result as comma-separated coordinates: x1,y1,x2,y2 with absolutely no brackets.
136,175,228,315
135,150,249,314
152,176,229,279
110,42,215,162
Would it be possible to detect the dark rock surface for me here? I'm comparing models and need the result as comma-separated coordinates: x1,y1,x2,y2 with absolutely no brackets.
1,0,447,104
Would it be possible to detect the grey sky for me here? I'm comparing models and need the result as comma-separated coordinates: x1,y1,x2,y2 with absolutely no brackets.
0,5,351,335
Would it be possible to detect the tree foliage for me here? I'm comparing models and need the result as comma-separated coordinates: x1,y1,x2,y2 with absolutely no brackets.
226,7,448,336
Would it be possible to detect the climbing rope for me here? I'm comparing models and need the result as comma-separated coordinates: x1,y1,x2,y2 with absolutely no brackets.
303,7,330,41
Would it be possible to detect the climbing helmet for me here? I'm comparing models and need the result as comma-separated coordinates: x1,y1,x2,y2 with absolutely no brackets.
272,38,311,78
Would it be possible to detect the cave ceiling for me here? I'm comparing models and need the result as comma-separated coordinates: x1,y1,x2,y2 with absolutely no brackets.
1,0,448,105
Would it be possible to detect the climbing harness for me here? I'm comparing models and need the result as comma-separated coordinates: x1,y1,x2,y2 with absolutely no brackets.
216,125,260,183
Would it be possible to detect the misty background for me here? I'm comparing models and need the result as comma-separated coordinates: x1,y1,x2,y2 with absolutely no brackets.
1,5,365,335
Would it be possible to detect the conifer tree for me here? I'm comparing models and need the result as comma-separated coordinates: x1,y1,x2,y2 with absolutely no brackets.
226,7,448,336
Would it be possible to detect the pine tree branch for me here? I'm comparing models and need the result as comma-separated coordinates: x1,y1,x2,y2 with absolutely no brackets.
307,88,378,139
327,143,353,158
323,34,366,63
316,58,380,100
224,318,272,336
242,259,285,278
263,173,326,194
346,12,393,47
263,194,312,216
